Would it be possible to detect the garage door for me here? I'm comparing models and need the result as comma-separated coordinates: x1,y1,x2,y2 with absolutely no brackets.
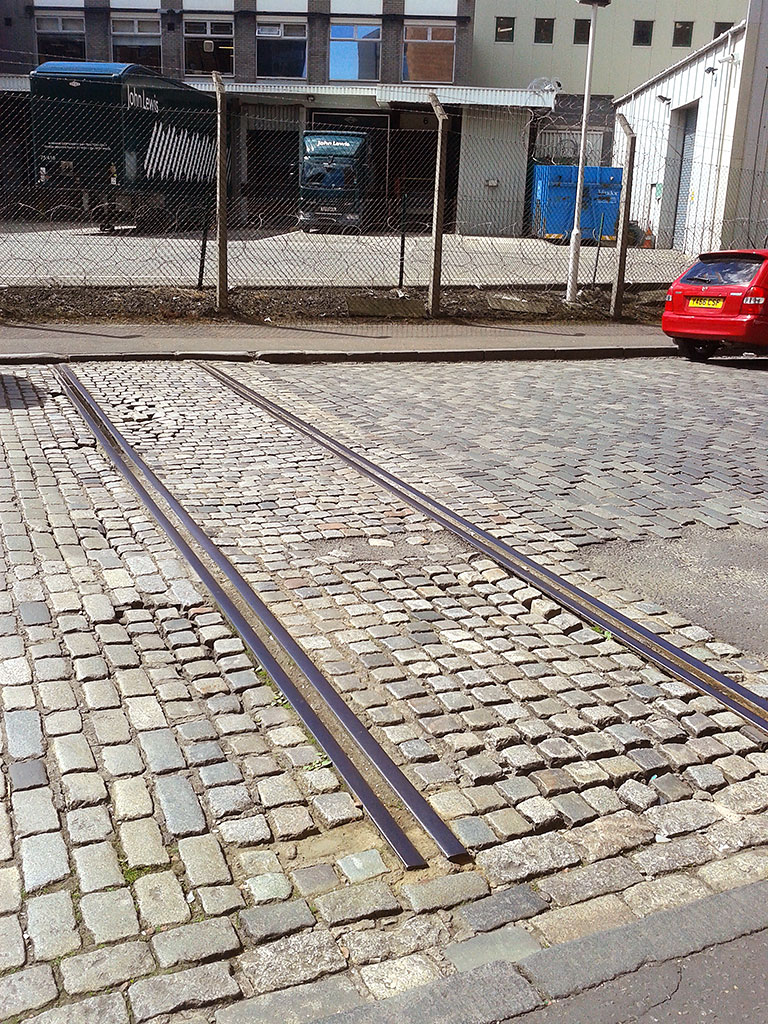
673,106,698,251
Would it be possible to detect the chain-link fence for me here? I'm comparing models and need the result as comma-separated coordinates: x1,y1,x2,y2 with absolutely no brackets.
0,76,720,311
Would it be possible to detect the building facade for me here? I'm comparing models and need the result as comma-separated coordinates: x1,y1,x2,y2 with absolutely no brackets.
471,0,747,97
2,0,477,88
471,0,748,164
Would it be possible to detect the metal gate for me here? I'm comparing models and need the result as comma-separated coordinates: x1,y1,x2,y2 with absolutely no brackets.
673,105,698,251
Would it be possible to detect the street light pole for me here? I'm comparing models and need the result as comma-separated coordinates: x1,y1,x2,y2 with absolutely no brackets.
566,0,610,304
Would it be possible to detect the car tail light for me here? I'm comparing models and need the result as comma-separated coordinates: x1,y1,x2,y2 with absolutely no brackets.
742,285,768,309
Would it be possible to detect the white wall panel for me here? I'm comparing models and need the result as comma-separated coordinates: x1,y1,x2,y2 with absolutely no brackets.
330,0,381,13
111,0,160,9
456,106,529,237
404,0,457,17
183,0,234,9
258,0,308,11
35,0,85,8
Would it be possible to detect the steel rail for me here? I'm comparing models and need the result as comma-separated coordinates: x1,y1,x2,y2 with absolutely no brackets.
202,362,768,735
55,365,467,868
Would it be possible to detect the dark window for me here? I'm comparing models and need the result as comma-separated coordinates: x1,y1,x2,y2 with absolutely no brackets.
633,20,654,46
37,35,86,61
112,17,161,74
714,21,733,39
573,19,591,44
673,21,694,47
495,16,514,42
113,42,161,72
534,18,554,44
36,14,86,62
184,19,233,75
680,256,764,286
330,23,380,81
402,23,455,83
256,23,307,78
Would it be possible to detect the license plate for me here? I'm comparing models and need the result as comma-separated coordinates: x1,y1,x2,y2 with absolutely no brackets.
320,207,337,213
689,297,724,309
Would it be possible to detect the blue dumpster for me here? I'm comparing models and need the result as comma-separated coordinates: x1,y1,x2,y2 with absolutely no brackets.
530,165,623,242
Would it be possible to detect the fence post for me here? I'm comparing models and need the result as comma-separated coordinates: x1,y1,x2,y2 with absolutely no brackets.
610,113,636,320
427,92,448,317
213,71,228,312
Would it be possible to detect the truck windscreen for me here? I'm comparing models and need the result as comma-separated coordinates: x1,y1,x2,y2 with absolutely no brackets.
302,160,356,190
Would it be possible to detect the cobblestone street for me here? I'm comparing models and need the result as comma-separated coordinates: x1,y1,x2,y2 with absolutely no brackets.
1,357,768,1023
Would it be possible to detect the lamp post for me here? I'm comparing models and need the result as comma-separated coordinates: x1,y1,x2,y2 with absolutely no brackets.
566,0,611,304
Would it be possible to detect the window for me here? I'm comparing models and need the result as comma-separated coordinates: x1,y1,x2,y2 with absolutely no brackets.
633,20,653,46
36,14,85,62
534,18,554,44
680,255,764,287
111,16,161,73
673,21,694,47
184,19,233,76
402,23,455,83
495,17,514,43
329,23,380,81
573,19,590,44
256,22,307,79
714,21,733,39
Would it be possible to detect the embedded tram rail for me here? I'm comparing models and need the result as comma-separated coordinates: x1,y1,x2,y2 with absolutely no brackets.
54,363,467,869
200,361,768,740
52,360,768,878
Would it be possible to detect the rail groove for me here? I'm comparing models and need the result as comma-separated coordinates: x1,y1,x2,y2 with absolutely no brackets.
202,361,768,736
55,364,470,869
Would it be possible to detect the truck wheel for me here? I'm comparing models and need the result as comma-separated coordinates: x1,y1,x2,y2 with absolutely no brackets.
674,338,719,362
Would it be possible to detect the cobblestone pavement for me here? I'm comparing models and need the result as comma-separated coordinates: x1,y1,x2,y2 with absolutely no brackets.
1,359,768,1022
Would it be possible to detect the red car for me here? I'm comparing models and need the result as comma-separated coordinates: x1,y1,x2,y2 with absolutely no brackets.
662,249,768,360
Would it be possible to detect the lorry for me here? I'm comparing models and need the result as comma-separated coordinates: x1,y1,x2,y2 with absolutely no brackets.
29,61,217,231
298,131,370,232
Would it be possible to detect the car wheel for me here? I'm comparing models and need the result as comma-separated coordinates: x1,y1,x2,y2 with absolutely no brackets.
674,338,720,362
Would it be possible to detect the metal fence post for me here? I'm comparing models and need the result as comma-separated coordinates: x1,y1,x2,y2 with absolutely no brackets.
610,113,636,320
213,71,228,312
427,92,448,317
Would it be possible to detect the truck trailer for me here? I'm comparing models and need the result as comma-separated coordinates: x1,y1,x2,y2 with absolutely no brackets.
29,61,217,231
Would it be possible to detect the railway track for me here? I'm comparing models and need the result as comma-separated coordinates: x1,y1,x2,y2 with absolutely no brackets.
54,363,467,870
201,361,768,738
55,361,768,872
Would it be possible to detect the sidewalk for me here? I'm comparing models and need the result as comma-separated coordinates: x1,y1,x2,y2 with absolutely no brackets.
0,320,674,362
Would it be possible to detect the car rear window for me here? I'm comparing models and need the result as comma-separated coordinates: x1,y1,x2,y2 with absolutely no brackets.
680,256,764,286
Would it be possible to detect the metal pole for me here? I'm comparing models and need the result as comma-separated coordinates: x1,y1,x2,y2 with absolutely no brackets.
591,211,605,288
398,192,408,288
566,1,599,304
213,71,228,312
427,92,448,317
610,113,637,319
197,200,213,289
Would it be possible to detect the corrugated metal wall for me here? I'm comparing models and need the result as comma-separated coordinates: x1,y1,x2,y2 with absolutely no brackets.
455,105,530,236
614,25,745,253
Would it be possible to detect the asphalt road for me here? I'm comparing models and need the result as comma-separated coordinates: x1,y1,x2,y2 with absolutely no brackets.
506,929,768,1024
579,523,768,662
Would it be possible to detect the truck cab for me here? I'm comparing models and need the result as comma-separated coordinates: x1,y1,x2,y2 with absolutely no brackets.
298,131,367,232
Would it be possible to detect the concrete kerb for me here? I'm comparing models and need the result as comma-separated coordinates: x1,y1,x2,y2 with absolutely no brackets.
0,345,679,366
306,880,768,1024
